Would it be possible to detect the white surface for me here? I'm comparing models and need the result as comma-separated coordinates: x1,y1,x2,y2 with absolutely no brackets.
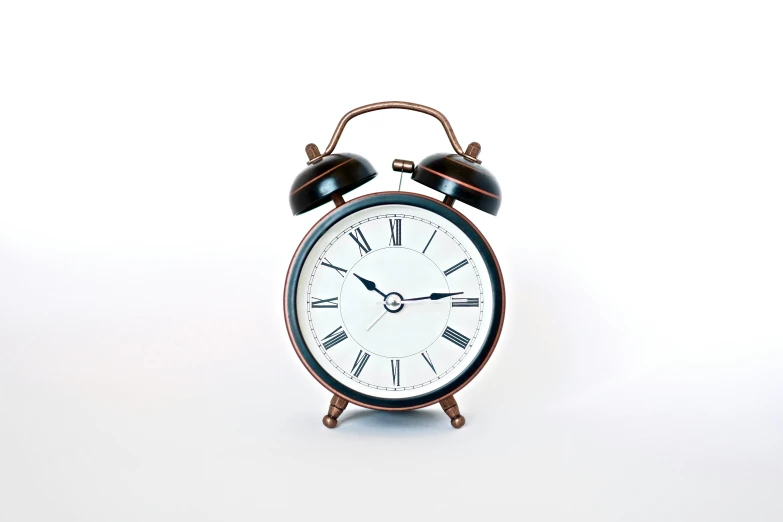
1,1,781,520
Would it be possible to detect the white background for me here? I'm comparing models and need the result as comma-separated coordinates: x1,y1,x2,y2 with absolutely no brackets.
1,1,781,520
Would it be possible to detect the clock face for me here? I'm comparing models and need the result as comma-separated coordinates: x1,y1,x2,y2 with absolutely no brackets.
286,193,504,409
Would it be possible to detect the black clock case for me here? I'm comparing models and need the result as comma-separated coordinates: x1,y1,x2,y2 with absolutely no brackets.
284,192,505,411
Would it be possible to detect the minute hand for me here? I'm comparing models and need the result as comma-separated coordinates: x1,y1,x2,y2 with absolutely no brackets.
402,292,463,302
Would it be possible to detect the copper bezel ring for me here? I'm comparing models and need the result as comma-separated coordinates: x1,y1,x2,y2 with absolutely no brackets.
283,192,505,411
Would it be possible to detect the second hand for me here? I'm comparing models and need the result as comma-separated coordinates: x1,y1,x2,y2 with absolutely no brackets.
366,309,388,331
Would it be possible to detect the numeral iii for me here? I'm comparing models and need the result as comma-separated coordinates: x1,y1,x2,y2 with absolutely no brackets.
452,298,479,307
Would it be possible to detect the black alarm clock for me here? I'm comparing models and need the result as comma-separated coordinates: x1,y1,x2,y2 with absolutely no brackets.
284,102,505,429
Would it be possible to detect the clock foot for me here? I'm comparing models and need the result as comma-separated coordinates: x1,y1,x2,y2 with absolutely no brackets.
322,394,349,428
439,395,465,429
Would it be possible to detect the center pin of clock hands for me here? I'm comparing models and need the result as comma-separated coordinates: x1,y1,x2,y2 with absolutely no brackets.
353,273,406,322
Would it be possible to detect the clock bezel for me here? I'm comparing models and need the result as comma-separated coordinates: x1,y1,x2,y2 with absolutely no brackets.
284,191,505,410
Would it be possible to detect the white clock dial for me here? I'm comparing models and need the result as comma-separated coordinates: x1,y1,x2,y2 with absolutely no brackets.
294,202,495,399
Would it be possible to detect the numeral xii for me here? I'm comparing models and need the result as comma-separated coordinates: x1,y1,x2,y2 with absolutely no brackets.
389,219,402,246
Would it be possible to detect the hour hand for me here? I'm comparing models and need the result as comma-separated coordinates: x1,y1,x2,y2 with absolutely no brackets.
402,291,463,302
353,273,388,298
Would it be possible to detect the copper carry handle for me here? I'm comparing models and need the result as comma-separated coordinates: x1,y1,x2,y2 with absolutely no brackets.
306,101,481,164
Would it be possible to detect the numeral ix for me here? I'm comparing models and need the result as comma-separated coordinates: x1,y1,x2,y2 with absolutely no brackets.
311,296,338,309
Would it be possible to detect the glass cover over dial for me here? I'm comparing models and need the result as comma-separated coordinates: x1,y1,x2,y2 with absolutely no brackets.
294,201,496,400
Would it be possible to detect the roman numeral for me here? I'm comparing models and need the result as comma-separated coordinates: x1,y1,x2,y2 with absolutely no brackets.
444,259,469,276
351,350,370,377
422,230,437,254
388,219,402,246
321,326,348,350
391,359,400,386
421,350,436,374
442,326,470,349
311,296,338,309
452,298,479,308
348,227,371,255
321,258,347,277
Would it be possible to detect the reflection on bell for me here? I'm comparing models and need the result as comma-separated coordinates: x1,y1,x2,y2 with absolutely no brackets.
289,152,376,215
412,147,502,215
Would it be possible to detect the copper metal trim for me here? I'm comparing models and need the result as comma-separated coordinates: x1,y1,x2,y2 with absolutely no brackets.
289,157,356,196
444,154,486,174
418,165,500,199
391,159,415,173
307,101,481,165
440,395,465,429
283,191,505,412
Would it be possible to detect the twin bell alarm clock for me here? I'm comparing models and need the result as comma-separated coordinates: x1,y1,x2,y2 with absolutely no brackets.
284,102,505,429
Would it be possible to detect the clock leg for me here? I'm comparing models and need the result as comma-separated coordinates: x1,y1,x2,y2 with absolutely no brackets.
322,394,349,428
439,395,466,429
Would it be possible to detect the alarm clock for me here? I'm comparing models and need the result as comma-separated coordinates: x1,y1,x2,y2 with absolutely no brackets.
284,102,505,429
